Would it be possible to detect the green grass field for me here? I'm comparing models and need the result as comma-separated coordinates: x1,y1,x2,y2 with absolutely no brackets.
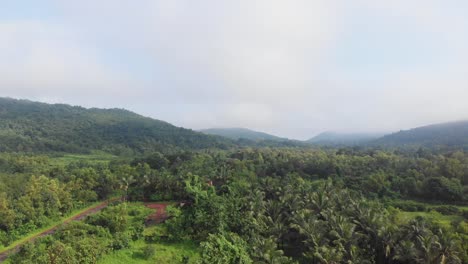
398,210,463,227
388,198,468,233
98,238,200,264
99,219,200,264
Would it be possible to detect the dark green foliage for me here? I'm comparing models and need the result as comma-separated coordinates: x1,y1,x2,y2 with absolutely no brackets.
433,205,460,215
0,98,308,155
110,232,131,250
11,222,112,264
9,204,148,263
462,210,468,220
200,127,287,141
386,200,428,212
0,97,233,154
86,205,129,233
154,149,467,263
423,177,464,202
0,154,127,246
2,146,468,263
142,244,156,259
375,120,468,150
199,233,253,264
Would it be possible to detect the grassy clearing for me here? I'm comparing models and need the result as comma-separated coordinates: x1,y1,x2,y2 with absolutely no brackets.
99,208,199,264
98,239,200,264
397,211,463,227
389,199,468,209
388,199,467,230
455,205,468,211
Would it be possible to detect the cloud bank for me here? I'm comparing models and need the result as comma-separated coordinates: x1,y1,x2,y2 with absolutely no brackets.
1,0,468,139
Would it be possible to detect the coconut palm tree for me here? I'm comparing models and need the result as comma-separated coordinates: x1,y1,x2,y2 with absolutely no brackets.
120,175,136,203
251,236,295,264
431,229,462,264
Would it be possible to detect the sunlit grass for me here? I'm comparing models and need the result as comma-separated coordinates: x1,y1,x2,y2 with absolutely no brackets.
98,239,200,264
397,210,463,228
100,204,199,264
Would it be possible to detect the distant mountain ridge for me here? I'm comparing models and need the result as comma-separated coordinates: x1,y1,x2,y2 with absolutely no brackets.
374,120,468,149
0,97,233,154
200,128,288,141
2,97,467,153
307,131,385,146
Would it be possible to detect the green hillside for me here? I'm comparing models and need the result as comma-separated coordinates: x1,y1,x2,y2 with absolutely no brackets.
200,127,287,141
308,131,384,146
0,98,233,154
374,120,468,149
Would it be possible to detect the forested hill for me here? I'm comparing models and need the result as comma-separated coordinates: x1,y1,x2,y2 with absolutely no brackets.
307,131,384,146
200,127,287,141
0,97,233,154
374,120,468,149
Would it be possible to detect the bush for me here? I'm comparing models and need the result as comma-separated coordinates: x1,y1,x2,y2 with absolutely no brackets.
129,224,144,241
164,206,185,241
111,232,131,250
0,230,9,247
462,210,468,220
142,244,156,259
433,205,460,215
199,233,252,264
144,231,160,243
387,200,427,212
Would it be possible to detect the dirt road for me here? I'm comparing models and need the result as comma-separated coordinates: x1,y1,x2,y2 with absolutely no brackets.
144,202,170,225
0,197,120,263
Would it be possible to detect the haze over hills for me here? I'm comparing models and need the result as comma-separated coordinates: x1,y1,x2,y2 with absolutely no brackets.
0,97,234,154
308,121,468,149
1,97,468,154
307,132,386,146
374,120,468,149
199,127,288,141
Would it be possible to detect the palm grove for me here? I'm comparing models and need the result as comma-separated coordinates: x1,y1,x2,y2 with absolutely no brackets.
0,148,467,263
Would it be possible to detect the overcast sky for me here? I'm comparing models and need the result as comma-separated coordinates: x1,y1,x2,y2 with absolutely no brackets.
1,0,468,139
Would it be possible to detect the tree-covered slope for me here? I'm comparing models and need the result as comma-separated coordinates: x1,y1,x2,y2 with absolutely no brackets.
374,120,468,149
307,131,384,146
199,127,287,141
0,97,233,154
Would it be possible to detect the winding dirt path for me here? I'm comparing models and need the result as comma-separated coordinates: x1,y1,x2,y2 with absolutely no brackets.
0,197,120,263
144,202,170,225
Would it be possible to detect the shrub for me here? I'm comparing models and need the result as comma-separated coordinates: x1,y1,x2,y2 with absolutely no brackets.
433,205,460,215
462,210,468,220
0,230,9,247
144,231,160,243
142,244,156,259
129,224,144,241
165,206,185,241
199,233,252,264
387,200,427,212
111,232,131,250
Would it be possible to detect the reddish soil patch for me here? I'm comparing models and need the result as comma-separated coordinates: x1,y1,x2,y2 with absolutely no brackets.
0,197,120,263
144,203,170,225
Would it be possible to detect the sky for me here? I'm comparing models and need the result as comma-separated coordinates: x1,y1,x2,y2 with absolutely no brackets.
1,0,468,140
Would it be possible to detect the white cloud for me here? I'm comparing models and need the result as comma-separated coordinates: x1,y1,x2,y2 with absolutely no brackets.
0,20,139,102
1,0,468,139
